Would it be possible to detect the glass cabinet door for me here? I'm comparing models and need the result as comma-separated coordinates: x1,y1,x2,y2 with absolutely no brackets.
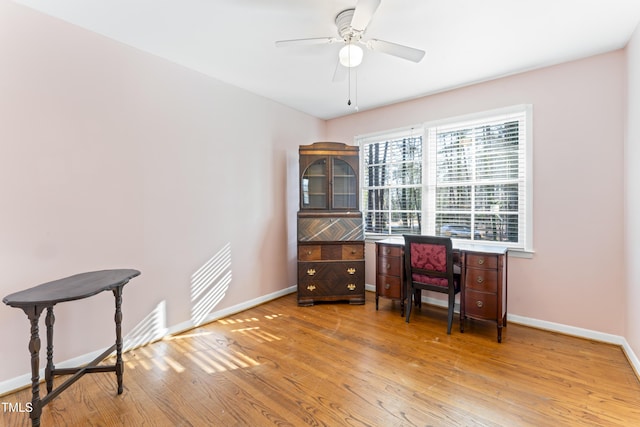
332,158,357,209
301,159,327,209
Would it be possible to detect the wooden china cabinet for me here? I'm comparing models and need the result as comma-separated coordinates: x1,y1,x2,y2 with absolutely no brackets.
297,142,365,306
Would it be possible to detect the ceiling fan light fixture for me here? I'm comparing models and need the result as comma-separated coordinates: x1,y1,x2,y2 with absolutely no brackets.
339,44,363,67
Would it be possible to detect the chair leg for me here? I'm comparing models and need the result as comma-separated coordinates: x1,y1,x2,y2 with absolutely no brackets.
446,292,455,334
405,288,412,323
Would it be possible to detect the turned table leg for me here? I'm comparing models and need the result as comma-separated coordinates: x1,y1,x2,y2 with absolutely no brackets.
23,305,45,427
45,307,55,393
113,286,124,394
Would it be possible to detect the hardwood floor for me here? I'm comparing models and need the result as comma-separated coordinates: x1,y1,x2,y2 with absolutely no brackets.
3,291,640,426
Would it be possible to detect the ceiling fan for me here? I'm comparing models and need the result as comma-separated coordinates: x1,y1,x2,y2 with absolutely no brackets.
275,0,425,79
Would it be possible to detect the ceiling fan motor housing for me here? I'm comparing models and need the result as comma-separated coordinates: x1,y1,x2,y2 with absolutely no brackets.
335,9,362,43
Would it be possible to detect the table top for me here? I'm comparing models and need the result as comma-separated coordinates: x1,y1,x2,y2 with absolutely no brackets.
376,237,508,255
3,269,141,308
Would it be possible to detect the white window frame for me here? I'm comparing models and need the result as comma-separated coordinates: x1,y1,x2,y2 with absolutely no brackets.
358,104,533,253
424,105,533,252
358,126,425,236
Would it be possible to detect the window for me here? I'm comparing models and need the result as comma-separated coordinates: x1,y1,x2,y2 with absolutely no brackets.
360,128,423,235
359,105,532,251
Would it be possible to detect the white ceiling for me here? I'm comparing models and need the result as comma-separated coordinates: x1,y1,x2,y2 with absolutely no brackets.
13,0,640,120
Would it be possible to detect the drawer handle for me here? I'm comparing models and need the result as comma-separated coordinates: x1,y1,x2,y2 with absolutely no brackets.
347,268,356,275
476,300,484,308
476,276,484,284
307,284,316,291
386,263,391,270
307,251,312,255
347,284,356,291
385,248,391,254
384,283,391,290
306,268,316,276
351,249,357,254
477,257,485,265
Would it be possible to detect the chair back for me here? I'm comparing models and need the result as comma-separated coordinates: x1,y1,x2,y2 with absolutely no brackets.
404,235,455,292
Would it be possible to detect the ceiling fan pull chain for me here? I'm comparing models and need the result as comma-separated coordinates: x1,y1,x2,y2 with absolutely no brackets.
347,57,352,106
354,67,359,112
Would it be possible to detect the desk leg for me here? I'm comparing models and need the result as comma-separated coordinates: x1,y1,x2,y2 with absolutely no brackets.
113,286,124,394
460,252,466,333
22,306,45,427
45,307,55,393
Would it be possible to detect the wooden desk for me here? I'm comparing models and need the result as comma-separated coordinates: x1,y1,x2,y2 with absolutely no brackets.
3,269,141,427
375,237,508,342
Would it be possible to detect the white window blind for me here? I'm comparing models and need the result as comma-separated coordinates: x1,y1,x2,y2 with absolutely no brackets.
425,106,530,249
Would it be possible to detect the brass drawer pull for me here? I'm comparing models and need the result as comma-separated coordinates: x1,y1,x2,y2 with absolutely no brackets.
307,268,316,276
386,263,391,270
384,283,391,290
347,284,356,291
384,248,391,254
476,276,484,284
476,300,484,308
351,249,357,254
347,268,356,275
477,257,485,265
307,251,312,255
307,284,316,291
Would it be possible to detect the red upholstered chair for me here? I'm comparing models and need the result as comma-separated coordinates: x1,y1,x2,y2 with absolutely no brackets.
404,234,461,334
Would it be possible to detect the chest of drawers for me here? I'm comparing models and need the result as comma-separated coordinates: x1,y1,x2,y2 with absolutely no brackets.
461,251,508,342
297,242,365,306
375,241,405,316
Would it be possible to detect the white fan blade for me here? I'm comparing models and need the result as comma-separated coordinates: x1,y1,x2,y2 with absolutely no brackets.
275,37,337,48
368,39,426,63
351,0,381,31
332,60,347,82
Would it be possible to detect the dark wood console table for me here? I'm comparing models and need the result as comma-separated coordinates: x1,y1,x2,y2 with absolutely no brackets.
2,269,141,427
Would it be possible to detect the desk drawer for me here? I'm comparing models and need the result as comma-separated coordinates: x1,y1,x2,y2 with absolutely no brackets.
465,289,497,321
376,274,402,299
377,255,401,276
378,244,402,257
465,269,498,293
466,254,499,269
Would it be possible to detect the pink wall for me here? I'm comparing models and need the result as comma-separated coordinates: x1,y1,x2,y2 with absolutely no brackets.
625,24,640,366
0,0,324,387
327,51,627,335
